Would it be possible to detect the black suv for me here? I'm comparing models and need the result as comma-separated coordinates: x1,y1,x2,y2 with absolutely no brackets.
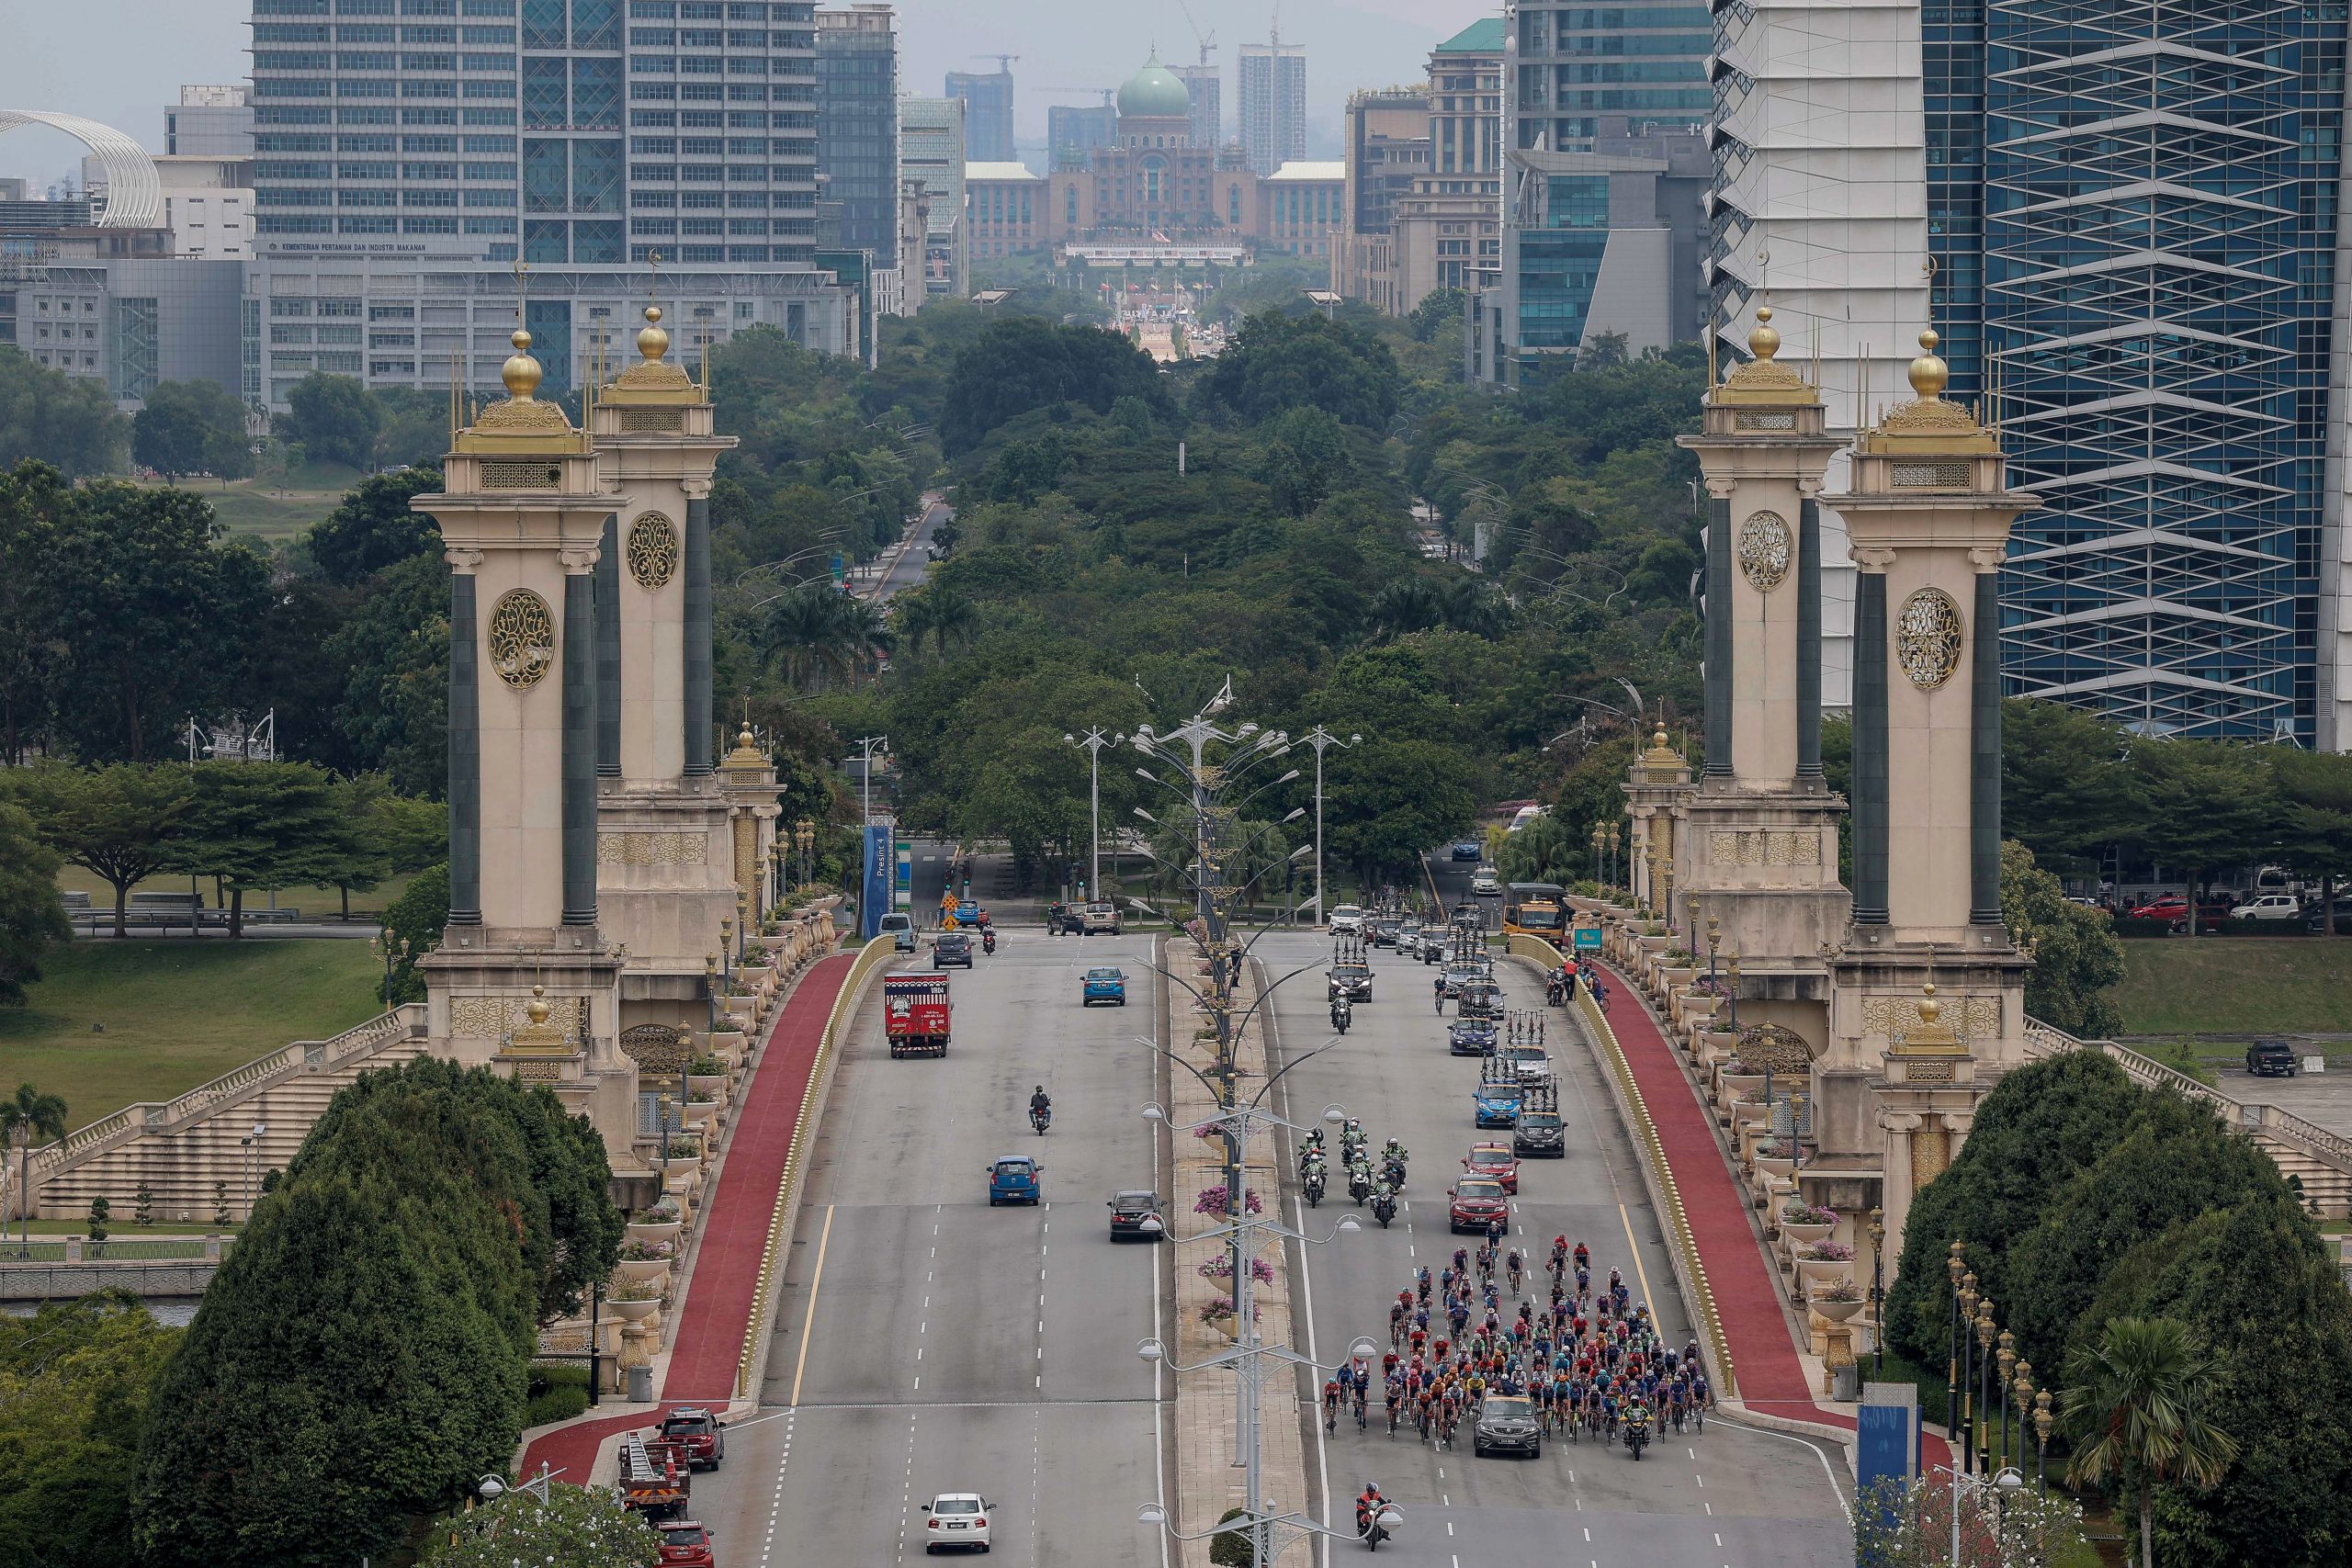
2246,1037,2299,1077
1513,1108,1565,1156
933,931,975,967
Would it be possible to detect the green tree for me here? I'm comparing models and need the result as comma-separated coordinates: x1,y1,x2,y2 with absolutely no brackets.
0,344,129,477
0,797,66,1006
279,371,381,470
323,549,449,796
2128,739,2280,936
174,761,362,937
131,379,254,480
2,1082,67,1251
1578,328,1631,370
371,387,455,470
11,763,195,938
379,862,450,1003
416,1482,661,1568
2001,840,2125,1037
940,316,1168,454
1254,406,1351,517
2270,749,2352,935
1408,287,1468,344
2002,699,2143,874
1324,738,1477,882
0,461,66,762
1200,309,1402,428
0,1292,183,1568
307,465,445,585
43,481,272,762
2062,1317,2238,1568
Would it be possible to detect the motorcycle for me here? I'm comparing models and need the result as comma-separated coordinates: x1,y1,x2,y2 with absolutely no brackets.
1371,1189,1396,1228
1355,1501,1393,1551
1623,1412,1650,1461
1348,1167,1374,1206
1381,1156,1407,1190
983,928,997,955
1030,1103,1051,1135
1305,1167,1327,1207
1330,999,1351,1035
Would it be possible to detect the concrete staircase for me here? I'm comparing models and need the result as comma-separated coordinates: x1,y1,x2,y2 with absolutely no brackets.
21,1005,429,1224
2021,1020,2352,1214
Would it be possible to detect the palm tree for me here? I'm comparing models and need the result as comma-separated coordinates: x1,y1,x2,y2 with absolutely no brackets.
1367,579,1443,640
2062,1315,2238,1568
759,583,897,690
2,1082,68,1253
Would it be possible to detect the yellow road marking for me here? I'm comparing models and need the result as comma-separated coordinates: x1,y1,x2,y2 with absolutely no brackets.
788,1203,835,1406
1619,1201,1658,1324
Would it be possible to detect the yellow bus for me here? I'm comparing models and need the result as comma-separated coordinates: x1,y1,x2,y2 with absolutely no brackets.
1503,882,1567,939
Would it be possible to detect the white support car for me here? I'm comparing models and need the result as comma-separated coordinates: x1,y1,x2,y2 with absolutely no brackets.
1329,903,1366,935
922,1493,993,1553
2229,894,2303,923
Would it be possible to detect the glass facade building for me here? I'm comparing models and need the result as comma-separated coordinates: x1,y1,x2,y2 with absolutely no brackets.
942,68,1012,163
1926,0,2348,740
1510,3,1711,153
817,4,897,265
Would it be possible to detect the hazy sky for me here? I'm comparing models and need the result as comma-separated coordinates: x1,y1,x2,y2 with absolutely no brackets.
0,0,1498,183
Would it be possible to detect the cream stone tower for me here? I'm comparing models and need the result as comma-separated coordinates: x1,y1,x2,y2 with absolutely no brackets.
587,303,746,1054
1820,330,2035,1264
1670,307,1851,1064
413,321,642,1160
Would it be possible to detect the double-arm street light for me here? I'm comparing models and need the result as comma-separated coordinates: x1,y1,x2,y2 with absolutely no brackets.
1297,727,1360,928
1064,727,1125,902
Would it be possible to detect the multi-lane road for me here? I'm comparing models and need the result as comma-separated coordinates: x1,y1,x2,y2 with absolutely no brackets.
685,846,1851,1566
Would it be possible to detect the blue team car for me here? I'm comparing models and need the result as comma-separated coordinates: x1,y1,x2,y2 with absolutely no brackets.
1473,1079,1525,1129
1082,966,1128,1007
987,1155,1044,1206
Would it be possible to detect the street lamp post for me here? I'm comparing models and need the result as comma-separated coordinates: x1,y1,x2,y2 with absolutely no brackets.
2009,1359,2033,1478
2031,1392,2054,1493
1606,822,1621,890
1957,1268,1979,1473
1938,1462,2026,1566
851,733,888,823
1975,1301,1997,1476
1996,1329,2017,1471
1298,727,1360,928
1724,950,1742,1032
1946,1244,1967,1460
1064,728,1123,903
796,818,815,896
1868,1206,1887,1378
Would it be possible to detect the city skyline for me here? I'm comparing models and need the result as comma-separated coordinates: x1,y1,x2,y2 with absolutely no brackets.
0,0,1499,181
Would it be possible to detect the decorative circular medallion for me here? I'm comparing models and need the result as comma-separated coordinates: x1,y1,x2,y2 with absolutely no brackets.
1737,510,1792,592
1895,587,1966,691
626,511,679,590
487,588,556,690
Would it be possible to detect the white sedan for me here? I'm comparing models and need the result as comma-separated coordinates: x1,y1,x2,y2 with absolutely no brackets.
1471,869,1501,896
922,1493,993,1553
1504,1045,1555,1083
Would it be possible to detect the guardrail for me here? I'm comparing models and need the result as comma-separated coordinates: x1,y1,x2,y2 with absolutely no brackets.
0,1235,239,1263
2020,1019,2352,1179
734,935,897,1399
24,1005,425,1193
1508,934,1737,1400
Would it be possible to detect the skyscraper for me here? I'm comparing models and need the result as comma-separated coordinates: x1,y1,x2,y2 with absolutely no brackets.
245,0,851,404
1237,41,1305,176
1169,62,1221,151
944,67,1013,162
1511,0,1710,155
1046,101,1115,169
899,96,966,301
818,5,899,266
166,85,253,156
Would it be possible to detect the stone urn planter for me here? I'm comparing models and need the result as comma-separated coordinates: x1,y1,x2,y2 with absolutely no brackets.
1796,1254,1854,1288
687,1071,729,1102
1754,1153,1795,1180
1658,964,1695,992
1719,1071,1764,1106
1809,1294,1866,1325
627,1218,682,1247
659,1152,703,1177
609,1294,662,1324
1781,1219,1834,1250
616,1256,671,1284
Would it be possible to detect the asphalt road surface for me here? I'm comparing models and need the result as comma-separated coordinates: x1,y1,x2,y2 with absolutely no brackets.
857,498,951,604
1252,922,1855,1568
691,926,1175,1568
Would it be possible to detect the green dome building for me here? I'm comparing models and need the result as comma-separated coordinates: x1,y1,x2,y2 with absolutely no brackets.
1115,52,1193,123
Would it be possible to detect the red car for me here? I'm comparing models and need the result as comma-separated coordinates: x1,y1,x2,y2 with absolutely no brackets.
1462,1142,1521,1194
659,1406,725,1471
1449,1177,1510,1235
2125,895,2229,932
657,1520,716,1568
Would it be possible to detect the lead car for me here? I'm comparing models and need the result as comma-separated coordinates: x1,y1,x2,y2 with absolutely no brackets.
922,1492,994,1553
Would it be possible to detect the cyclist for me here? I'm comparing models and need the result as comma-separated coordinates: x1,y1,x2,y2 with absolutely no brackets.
1322,1378,1341,1434
1506,1247,1524,1295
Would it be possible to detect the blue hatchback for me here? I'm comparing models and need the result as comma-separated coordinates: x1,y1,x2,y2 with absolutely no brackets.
1082,966,1127,1007
986,1155,1043,1206
1474,1081,1524,1129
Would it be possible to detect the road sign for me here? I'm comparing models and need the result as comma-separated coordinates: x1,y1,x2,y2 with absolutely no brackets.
1572,926,1602,953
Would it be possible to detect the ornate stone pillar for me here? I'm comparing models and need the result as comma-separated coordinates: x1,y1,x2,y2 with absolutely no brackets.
594,513,621,778
1704,484,1734,779
1970,562,2002,926
683,485,713,776
447,550,483,925
562,547,599,927
1798,496,1824,780
1850,551,1891,927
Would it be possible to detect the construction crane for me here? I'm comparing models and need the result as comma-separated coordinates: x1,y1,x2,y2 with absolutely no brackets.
966,53,1020,76
1175,0,1217,65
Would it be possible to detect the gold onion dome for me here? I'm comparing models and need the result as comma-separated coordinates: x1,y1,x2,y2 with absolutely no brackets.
1910,328,1951,400
502,326,542,400
1871,325,1987,441
637,303,672,365
526,983,550,1025
1718,301,1812,399
1748,304,1780,363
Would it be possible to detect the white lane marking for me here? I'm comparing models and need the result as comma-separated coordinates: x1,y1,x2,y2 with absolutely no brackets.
1710,1415,1852,1509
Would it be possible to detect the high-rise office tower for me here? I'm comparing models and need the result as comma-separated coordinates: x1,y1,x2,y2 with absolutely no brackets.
166,85,254,156
944,66,1013,162
1170,62,1220,150
1237,40,1305,175
818,5,899,266
1046,101,1115,169
245,0,851,406
899,96,965,302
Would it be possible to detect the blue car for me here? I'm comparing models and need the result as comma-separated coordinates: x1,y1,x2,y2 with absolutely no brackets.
1082,966,1127,1007
1448,1020,1497,1056
986,1155,1043,1206
1474,1082,1524,1129
1451,840,1484,863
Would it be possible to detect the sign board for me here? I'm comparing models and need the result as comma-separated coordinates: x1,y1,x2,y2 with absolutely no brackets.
895,840,912,911
1572,926,1603,953
1856,1382,1920,1511
859,825,892,940
940,892,961,930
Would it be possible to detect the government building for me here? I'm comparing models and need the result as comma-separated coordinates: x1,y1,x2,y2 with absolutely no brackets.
962,53,1341,266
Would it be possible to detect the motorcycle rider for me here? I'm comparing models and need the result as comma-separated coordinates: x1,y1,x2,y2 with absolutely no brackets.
1330,995,1352,1033
982,926,997,954
1028,1085,1051,1128
1355,1483,1388,1536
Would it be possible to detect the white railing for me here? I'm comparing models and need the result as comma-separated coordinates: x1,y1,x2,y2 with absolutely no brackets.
2020,1018,2352,1178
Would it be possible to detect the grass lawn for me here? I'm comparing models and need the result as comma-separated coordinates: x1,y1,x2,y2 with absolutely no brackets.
58,865,413,924
0,940,382,1134
2111,937,2352,1037
136,458,363,543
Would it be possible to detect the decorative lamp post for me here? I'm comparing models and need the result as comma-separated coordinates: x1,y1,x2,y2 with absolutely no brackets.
1660,862,1677,937
2031,1391,2054,1493
1704,914,1721,992
735,892,749,964
1725,950,1742,1032
1590,823,1605,886
769,841,786,916
2009,1359,2033,1476
704,953,718,1036
1299,727,1361,927
1063,728,1123,903
796,817,815,894
719,916,733,987
1957,1267,1979,1473
1605,821,1621,890
1974,1300,1998,1475
1996,1330,2017,1469
1867,1206,1887,1377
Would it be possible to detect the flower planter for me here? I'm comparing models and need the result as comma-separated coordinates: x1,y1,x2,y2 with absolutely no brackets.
1809,1295,1866,1324
1659,965,1695,991
609,1295,662,1324
1781,1220,1834,1249
659,1154,702,1176
1754,1155,1794,1179
687,1073,729,1102
627,1219,682,1247
616,1257,671,1284
1719,1071,1764,1104
1796,1256,1853,1287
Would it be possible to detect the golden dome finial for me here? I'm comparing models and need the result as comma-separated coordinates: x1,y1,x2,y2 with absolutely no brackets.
1747,304,1780,366
1909,328,1950,400
526,983,550,1025
638,302,672,366
1917,981,1940,1027
502,326,543,401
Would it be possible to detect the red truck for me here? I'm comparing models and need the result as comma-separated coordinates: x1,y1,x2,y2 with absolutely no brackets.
886,973,952,1058
618,1433,691,1519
